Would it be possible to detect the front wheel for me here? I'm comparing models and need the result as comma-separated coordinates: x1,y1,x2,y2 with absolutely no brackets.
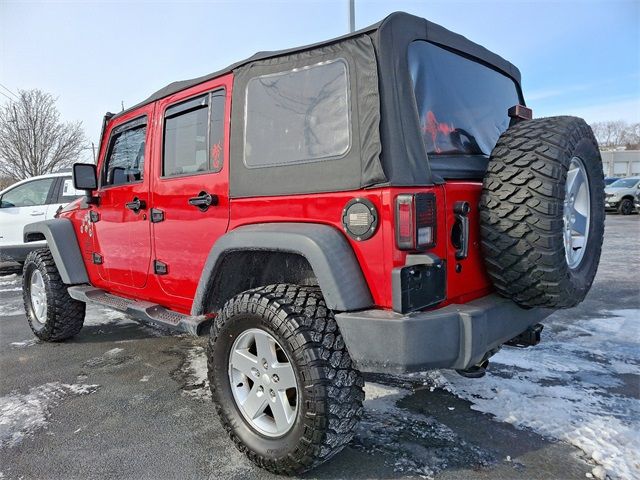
22,249,85,341
618,198,634,215
208,284,364,475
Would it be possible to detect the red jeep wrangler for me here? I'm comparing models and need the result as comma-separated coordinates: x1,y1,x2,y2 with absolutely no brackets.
21,12,604,474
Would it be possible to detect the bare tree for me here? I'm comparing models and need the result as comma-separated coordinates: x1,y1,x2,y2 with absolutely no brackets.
0,176,15,191
590,120,640,150
0,89,87,180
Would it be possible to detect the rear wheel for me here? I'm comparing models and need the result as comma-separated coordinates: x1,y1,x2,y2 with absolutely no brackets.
208,284,364,475
480,116,605,309
618,198,634,215
22,249,85,341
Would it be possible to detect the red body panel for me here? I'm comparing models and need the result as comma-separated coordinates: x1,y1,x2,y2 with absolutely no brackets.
62,71,492,314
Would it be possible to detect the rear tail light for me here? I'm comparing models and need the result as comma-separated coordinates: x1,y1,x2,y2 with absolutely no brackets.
395,193,436,250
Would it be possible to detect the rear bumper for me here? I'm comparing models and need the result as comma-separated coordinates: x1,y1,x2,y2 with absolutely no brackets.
0,242,46,262
335,294,553,374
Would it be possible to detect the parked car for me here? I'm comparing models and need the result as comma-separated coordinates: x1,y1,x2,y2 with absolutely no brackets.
0,172,83,263
635,189,640,213
19,12,605,475
604,176,640,214
604,177,618,186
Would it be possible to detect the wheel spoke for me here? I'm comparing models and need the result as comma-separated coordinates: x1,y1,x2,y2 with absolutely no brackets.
572,211,587,235
231,349,258,378
271,363,297,390
567,168,584,198
242,385,268,419
270,391,294,431
254,332,276,365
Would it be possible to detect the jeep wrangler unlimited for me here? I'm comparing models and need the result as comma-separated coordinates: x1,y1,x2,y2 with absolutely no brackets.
21,12,604,475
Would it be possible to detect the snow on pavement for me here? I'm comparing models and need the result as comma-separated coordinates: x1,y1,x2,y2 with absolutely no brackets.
423,309,640,480
180,345,211,399
0,274,23,316
0,383,100,448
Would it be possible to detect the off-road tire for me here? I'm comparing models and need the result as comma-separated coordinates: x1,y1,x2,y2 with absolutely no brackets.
22,249,85,341
617,198,634,215
480,116,604,308
208,284,364,475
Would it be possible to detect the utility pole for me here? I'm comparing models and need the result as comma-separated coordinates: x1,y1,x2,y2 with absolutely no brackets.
91,142,96,163
348,0,355,33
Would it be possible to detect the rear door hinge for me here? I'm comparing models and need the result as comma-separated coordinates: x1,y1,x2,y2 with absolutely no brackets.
150,208,165,223
154,260,168,275
89,210,100,223
92,252,103,264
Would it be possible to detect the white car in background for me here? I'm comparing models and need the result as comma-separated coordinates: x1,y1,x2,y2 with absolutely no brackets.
604,176,640,215
0,171,83,263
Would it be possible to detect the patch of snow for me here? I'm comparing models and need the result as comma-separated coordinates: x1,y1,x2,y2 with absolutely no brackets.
10,339,38,348
0,382,99,447
181,346,210,399
139,375,151,382
0,274,18,286
83,305,127,326
423,309,640,480
104,347,123,356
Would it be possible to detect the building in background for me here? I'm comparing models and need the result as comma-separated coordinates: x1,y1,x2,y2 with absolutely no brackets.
601,151,640,178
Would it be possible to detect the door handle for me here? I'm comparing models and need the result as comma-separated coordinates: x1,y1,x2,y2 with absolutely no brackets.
188,191,218,211
125,197,146,213
453,201,470,260
30,211,45,216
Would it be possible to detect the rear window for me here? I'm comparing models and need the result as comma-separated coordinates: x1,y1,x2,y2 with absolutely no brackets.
408,41,520,158
243,59,351,168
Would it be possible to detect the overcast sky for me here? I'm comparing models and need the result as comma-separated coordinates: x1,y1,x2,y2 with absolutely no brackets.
1,0,638,152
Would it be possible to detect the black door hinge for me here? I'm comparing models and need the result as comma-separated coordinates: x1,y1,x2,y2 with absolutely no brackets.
154,260,168,275
150,208,165,223
89,210,100,223
92,253,103,265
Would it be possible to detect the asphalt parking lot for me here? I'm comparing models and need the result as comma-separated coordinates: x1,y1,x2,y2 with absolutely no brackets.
1,215,638,480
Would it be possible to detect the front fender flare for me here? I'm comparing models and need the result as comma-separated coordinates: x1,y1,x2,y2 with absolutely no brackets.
23,219,89,285
191,223,373,315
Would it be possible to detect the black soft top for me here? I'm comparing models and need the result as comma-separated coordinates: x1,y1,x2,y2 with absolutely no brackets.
116,12,521,119
110,12,522,195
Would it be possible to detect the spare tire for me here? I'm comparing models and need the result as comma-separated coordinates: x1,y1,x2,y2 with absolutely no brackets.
479,116,604,309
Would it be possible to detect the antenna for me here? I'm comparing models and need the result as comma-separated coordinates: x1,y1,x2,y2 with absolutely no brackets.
348,0,355,33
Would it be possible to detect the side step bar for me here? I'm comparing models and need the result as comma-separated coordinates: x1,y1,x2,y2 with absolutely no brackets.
67,286,212,336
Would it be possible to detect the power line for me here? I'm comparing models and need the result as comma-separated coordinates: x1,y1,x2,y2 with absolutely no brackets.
0,82,19,100
0,89,14,102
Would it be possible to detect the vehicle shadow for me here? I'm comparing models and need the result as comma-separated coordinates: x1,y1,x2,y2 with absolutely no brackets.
307,374,591,479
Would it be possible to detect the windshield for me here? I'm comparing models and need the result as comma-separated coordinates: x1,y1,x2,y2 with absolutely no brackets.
609,178,639,188
408,41,520,159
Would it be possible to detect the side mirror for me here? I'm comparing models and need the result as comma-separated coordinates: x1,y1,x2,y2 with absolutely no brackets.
73,163,97,190
73,163,99,205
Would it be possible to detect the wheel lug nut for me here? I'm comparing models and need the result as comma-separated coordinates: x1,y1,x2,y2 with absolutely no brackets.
258,386,264,394
262,359,268,370
251,368,260,378
270,389,276,400
272,374,279,383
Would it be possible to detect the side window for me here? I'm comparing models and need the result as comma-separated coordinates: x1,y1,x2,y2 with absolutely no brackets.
162,89,226,177
0,178,55,208
244,59,351,168
103,118,147,187
59,177,83,202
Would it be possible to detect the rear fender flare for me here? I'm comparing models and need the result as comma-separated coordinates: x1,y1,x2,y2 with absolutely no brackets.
191,223,373,315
